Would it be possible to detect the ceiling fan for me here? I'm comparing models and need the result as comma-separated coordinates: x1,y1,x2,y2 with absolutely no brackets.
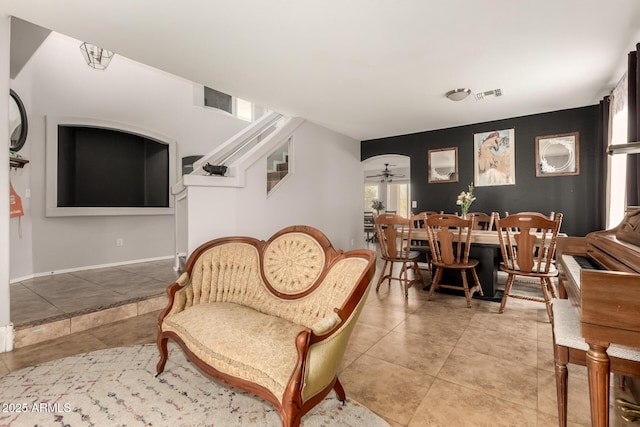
366,163,405,182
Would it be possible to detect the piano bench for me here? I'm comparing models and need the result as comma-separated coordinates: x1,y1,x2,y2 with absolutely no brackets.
552,299,640,426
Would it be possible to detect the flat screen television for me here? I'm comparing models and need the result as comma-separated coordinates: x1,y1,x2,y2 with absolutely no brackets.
46,116,175,217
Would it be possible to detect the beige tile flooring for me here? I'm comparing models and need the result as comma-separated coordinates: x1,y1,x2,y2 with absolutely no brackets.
1,258,637,426
10,258,179,327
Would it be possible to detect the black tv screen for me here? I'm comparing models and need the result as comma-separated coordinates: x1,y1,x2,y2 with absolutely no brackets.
57,126,170,208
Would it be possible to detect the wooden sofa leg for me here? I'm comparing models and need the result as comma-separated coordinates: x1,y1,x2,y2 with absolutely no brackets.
334,377,346,404
282,406,302,427
156,337,169,376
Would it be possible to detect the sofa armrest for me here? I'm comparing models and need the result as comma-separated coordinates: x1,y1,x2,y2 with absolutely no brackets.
176,272,190,287
309,311,342,336
301,285,371,402
163,272,193,317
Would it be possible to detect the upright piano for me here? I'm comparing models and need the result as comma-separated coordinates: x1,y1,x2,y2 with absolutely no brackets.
556,209,640,427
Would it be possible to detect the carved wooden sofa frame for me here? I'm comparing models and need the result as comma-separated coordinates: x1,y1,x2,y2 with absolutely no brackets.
156,225,376,427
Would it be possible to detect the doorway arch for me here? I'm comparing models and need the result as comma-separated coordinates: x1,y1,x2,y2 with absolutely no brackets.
362,154,411,217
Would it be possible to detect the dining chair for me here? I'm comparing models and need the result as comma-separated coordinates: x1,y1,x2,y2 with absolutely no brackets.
467,212,494,230
552,298,640,426
374,213,426,298
364,211,376,243
425,213,483,308
505,211,555,221
410,212,433,277
494,212,563,320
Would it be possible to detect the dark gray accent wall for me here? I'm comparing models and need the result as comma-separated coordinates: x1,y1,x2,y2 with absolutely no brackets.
362,106,601,237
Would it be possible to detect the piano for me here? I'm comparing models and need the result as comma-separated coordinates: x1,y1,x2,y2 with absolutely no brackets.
556,209,640,427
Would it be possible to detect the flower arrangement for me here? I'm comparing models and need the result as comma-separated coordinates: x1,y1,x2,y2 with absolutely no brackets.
371,199,385,214
456,182,476,218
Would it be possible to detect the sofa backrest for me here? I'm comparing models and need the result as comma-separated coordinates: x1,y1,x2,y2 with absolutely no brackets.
182,225,376,330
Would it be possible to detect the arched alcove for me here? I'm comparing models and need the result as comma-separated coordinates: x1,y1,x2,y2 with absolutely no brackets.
362,154,411,217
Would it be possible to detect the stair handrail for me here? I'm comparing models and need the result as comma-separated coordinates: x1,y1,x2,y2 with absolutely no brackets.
191,111,284,175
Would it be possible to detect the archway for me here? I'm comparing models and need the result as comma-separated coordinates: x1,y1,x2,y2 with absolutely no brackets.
362,154,411,217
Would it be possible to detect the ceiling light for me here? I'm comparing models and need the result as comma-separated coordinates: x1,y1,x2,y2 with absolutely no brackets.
79,42,114,70
475,89,503,101
445,88,472,101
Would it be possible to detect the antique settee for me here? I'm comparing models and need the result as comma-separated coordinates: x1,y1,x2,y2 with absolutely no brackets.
156,225,377,427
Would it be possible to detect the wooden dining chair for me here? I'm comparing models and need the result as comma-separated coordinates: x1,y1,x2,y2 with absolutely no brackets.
374,213,426,298
364,211,376,243
467,212,494,230
552,299,640,426
505,211,555,221
494,212,563,320
410,212,436,277
425,213,483,308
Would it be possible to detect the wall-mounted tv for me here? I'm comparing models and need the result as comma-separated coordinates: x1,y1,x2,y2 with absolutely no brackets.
46,116,176,217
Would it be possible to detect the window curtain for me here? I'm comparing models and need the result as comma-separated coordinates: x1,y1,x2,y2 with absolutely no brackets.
598,96,610,229
627,44,640,207
608,72,628,228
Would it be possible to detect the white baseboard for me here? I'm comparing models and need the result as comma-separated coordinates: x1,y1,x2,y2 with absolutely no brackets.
9,255,174,284
0,323,14,353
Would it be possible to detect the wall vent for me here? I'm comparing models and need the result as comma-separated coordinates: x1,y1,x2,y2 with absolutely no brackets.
475,89,503,101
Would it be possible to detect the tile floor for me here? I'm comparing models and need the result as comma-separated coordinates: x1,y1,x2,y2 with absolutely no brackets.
1,257,636,426
10,259,179,327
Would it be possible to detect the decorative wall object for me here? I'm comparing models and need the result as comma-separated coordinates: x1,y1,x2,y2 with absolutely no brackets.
9,89,28,152
428,147,458,183
535,132,580,177
473,128,515,187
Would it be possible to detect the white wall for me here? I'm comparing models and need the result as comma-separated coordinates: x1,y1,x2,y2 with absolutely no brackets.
8,53,34,279
186,121,363,253
1,15,12,328
9,31,249,278
239,121,363,250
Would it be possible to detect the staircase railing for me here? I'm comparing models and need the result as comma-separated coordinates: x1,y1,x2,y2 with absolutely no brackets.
172,111,304,271
191,111,285,176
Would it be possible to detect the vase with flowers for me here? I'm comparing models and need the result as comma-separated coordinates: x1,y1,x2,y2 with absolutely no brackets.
371,199,385,215
456,182,476,218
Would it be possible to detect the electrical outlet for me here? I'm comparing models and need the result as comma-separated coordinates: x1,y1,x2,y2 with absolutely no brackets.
116,238,124,247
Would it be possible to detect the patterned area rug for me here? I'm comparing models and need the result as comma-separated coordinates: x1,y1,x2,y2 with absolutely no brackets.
0,344,389,426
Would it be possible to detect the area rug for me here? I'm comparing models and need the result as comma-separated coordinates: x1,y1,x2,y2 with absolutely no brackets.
0,344,389,426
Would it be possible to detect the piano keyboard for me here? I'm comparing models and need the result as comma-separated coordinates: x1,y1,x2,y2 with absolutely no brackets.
561,254,606,290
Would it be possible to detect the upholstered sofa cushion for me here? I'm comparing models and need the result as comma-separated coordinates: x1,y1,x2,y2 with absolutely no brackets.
162,302,307,401
173,242,370,332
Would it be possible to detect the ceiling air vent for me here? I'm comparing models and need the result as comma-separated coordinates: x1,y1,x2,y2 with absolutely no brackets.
475,89,503,101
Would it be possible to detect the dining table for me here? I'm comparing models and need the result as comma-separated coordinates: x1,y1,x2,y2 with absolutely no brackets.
410,228,566,301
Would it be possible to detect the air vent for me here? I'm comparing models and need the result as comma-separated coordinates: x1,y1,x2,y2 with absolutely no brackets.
475,89,503,101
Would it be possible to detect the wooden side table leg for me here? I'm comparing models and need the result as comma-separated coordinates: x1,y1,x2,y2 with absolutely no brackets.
586,342,610,427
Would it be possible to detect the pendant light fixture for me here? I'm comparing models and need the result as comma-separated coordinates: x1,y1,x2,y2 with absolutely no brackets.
79,42,114,70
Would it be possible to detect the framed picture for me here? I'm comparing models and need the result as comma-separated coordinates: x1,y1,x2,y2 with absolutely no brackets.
474,128,515,187
535,132,580,177
428,147,458,183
